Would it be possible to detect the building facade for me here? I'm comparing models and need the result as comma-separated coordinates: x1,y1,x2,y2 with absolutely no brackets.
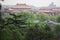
7,4,32,13
38,2,60,16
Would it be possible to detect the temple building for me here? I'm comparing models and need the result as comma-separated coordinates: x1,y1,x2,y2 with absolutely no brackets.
8,3,32,13
38,2,60,16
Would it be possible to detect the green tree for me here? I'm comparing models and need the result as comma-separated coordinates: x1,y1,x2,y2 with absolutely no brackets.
57,16,60,23
25,24,55,40
55,24,60,40
37,14,48,21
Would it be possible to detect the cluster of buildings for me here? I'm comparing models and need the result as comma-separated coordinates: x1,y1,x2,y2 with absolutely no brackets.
38,3,60,16
3,2,60,16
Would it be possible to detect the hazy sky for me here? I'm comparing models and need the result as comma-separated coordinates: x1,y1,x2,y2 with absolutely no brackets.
2,0,60,7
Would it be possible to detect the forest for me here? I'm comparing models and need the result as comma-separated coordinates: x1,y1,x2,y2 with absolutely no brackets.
0,12,60,40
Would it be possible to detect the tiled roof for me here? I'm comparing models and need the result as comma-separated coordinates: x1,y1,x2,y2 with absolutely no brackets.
12,4,31,9
39,7,60,13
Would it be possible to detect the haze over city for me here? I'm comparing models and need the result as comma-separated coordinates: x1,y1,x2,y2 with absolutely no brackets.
2,0,60,7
